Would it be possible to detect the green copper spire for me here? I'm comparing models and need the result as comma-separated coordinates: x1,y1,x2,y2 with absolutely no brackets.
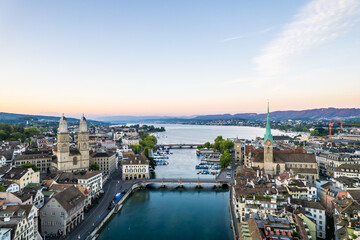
264,102,273,143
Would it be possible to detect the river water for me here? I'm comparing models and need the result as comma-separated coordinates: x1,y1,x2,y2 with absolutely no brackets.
97,189,232,240
99,124,284,239
153,124,284,179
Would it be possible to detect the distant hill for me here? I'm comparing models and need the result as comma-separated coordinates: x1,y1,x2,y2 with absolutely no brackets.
0,112,106,125
192,108,360,121
2,107,359,124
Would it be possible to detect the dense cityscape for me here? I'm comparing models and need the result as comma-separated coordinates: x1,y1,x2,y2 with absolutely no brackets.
0,105,359,239
1,0,360,239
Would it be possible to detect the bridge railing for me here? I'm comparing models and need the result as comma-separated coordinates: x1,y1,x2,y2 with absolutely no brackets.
137,178,230,184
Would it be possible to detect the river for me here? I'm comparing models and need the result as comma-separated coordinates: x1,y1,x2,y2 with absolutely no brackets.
153,124,284,179
99,124,284,239
97,189,232,240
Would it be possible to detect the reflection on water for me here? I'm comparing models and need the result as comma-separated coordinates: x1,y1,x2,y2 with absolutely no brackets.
98,189,232,240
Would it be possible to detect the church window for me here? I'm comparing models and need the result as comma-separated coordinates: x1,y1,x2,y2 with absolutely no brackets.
267,147,270,153
73,157,77,165
276,164,280,175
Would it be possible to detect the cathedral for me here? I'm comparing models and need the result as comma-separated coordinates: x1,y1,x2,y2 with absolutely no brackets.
251,104,318,183
51,115,90,172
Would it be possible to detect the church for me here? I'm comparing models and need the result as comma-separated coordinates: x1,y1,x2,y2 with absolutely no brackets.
251,104,318,183
51,115,90,172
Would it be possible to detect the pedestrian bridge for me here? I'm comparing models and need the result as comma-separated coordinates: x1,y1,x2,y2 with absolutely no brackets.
136,178,231,188
156,144,200,149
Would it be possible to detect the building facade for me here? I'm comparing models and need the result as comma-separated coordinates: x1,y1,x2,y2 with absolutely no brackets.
122,153,149,180
14,153,52,173
40,186,85,237
2,168,40,191
90,151,117,174
51,115,89,172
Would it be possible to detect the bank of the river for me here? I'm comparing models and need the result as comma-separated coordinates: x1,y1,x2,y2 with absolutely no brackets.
98,188,233,240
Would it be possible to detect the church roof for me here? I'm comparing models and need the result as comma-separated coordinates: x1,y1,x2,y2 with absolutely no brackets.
253,152,316,164
274,152,317,163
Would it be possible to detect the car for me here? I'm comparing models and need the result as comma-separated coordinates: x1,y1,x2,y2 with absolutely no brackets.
227,166,232,170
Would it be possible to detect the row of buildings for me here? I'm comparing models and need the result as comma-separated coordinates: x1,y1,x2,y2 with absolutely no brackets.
0,162,103,239
0,115,153,239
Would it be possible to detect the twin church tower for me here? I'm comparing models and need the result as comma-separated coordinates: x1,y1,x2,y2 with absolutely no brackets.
51,115,90,172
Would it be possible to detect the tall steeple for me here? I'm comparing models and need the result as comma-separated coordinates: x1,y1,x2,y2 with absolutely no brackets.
264,102,273,143
263,102,274,176
58,114,68,133
79,114,87,133
56,114,70,171
78,114,89,170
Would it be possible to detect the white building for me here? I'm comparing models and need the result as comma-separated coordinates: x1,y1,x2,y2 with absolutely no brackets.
0,228,11,240
334,164,360,178
2,180,19,193
0,204,39,240
55,171,103,199
122,152,149,180
0,155,6,166
292,199,326,239
122,136,141,146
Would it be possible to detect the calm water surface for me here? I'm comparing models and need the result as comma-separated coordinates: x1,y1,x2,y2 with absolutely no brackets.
98,189,232,240
100,124,283,239
153,124,284,144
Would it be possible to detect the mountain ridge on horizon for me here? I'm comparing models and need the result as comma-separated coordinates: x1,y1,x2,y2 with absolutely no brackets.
1,107,360,124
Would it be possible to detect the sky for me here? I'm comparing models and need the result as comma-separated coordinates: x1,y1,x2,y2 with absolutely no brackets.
0,0,359,117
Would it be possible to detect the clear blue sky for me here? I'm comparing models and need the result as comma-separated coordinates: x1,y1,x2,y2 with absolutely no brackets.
1,0,359,116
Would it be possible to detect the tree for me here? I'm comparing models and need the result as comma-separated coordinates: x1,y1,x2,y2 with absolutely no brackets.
9,132,26,142
130,144,142,154
219,150,231,168
213,136,223,151
0,130,8,140
203,142,212,149
89,163,100,171
144,147,151,159
0,185,5,192
24,127,40,138
19,163,38,172
220,140,234,153
140,135,157,149
39,127,46,134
